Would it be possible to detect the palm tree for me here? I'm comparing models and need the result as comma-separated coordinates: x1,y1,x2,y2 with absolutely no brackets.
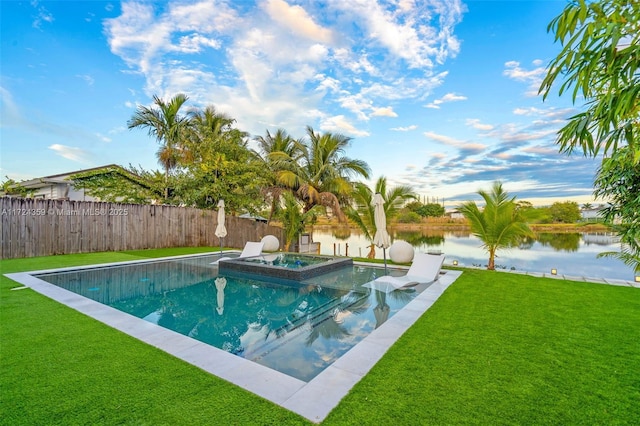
459,181,534,270
187,106,236,147
346,176,416,258
185,105,242,181
275,126,370,221
176,105,266,211
127,94,190,199
277,191,322,251
582,202,593,210
254,129,301,223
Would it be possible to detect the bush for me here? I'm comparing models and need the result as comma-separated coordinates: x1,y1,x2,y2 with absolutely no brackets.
396,211,422,223
549,201,581,223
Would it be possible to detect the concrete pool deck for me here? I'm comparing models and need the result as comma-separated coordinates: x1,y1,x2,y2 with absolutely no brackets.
5,254,461,423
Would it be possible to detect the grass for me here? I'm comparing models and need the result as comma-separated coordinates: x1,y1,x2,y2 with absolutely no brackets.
2,248,639,425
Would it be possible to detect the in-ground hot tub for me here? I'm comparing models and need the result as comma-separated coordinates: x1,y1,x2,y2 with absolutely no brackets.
218,252,353,280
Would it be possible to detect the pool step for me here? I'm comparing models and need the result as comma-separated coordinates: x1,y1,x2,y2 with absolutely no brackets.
241,291,369,363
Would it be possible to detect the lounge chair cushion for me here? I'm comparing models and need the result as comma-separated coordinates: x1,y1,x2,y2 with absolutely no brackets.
363,252,445,292
211,241,264,264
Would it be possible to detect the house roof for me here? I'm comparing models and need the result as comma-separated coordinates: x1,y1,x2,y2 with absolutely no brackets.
239,213,268,222
19,164,122,189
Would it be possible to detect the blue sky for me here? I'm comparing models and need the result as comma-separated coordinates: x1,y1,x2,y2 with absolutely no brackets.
1,0,601,206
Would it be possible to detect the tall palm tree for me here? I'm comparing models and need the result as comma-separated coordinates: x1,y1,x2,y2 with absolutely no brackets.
275,126,370,222
345,176,416,258
185,105,242,177
127,94,190,199
188,106,236,145
459,181,534,270
254,129,301,223
179,105,258,211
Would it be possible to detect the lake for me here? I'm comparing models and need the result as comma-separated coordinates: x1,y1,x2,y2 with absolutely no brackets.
308,227,637,282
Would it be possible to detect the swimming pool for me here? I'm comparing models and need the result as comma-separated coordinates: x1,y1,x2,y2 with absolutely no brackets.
34,253,422,381
8,251,461,421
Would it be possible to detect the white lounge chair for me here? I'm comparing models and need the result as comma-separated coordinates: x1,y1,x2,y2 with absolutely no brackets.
211,241,264,264
365,252,445,292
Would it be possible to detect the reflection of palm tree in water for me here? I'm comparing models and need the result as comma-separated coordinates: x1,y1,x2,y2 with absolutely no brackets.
304,290,370,346
305,317,351,345
373,290,390,329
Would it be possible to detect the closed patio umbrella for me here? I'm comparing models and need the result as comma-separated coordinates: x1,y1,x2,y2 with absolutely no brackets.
372,193,391,273
215,199,227,255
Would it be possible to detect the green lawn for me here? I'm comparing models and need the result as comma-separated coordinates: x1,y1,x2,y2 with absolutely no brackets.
2,248,639,425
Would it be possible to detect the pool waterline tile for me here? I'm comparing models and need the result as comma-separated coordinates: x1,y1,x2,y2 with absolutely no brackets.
5,256,461,424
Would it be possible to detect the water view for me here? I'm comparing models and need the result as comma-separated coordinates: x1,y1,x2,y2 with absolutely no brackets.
310,227,637,282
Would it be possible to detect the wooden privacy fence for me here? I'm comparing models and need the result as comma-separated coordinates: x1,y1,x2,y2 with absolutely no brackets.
0,197,284,259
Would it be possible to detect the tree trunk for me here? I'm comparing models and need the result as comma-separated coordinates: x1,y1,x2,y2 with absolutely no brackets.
488,248,496,270
367,244,376,259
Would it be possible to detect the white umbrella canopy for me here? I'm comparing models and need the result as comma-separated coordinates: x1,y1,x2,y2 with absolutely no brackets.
372,193,391,273
215,199,227,238
215,199,227,254
372,193,390,248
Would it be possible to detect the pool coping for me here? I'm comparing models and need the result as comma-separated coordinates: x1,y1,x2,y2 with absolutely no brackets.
5,252,462,423
219,253,353,280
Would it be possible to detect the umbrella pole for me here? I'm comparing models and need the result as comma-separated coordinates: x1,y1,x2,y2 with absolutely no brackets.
383,248,388,274
220,237,223,255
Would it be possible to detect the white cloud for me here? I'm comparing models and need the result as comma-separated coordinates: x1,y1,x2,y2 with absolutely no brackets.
523,145,558,155
513,107,532,115
482,120,560,145
425,92,466,108
175,34,220,53
512,106,573,120
424,131,487,154
314,74,341,94
336,93,370,121
391,125,417,131
104,1,464,137
263,0,334,44
76,74,95,86
330,0,465,68
108,126,126,135
441,93,467,102
423,131,464,145
95,133,112,143
503,60,547,97
0,86,24,127
321,115,370,137
466,118,493,131
48,144,92,163
31,0,54,29
370,106,397,117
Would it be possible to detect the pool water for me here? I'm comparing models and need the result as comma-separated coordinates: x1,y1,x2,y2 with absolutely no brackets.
220,252,353,280
243,253,330,268
35,253,425,382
